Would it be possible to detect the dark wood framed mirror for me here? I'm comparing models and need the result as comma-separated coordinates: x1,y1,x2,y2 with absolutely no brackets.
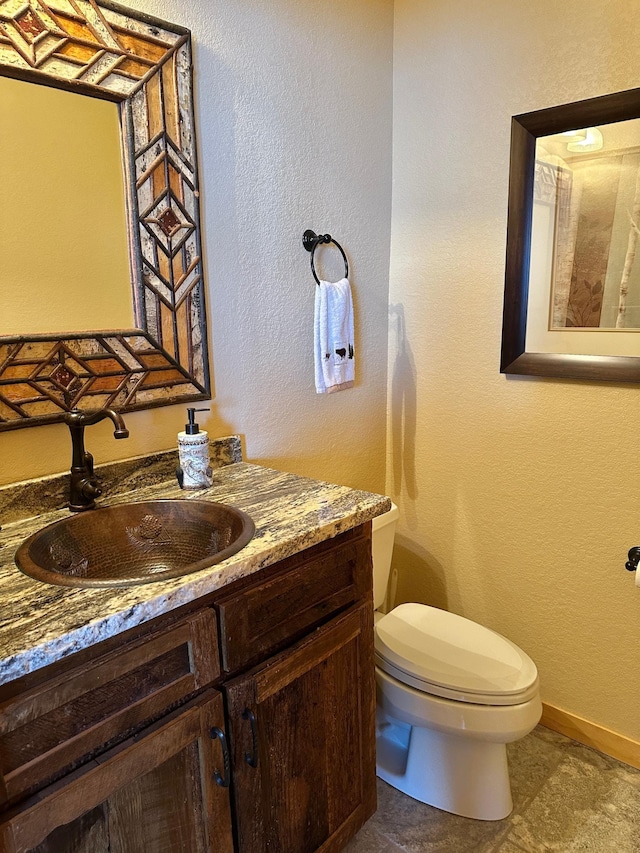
0,0,210,431
501,87,640,381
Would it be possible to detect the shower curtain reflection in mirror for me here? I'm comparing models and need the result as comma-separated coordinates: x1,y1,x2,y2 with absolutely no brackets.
530,120,640,332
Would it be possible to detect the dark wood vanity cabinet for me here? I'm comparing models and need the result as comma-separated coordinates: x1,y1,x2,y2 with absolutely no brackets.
0,524,375,853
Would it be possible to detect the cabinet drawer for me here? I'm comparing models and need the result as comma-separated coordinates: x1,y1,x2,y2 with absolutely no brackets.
216,533,371,674
0,608,219,806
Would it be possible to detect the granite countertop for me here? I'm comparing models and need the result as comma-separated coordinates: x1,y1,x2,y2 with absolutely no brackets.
0,459,390,686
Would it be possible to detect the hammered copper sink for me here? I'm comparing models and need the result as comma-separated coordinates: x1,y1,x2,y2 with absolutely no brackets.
15,500,255,588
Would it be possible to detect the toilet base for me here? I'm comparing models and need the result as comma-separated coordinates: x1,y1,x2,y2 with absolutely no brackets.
376,710,513,821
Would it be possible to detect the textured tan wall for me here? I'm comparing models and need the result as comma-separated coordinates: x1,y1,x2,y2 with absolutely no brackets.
1,0,393,495
389,0,640,739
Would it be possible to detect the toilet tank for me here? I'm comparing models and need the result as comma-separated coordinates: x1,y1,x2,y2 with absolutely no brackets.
372,502,399,610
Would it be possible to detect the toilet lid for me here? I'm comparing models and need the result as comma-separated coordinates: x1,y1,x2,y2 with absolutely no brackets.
375,603,538,704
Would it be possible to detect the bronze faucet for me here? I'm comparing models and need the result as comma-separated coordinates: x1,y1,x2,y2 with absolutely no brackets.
63,408,129,512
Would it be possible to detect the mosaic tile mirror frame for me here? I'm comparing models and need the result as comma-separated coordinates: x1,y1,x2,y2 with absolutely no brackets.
0,0,211,431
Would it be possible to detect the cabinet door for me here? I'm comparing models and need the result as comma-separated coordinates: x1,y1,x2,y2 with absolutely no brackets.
225,603,376,853
0,691,233,853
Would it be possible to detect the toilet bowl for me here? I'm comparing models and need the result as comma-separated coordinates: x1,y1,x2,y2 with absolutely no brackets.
371,506,541,821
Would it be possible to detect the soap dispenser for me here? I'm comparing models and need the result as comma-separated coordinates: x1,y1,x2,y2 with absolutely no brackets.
176,408,213,489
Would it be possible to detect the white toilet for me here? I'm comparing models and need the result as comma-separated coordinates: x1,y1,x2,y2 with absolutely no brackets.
371,504,541,821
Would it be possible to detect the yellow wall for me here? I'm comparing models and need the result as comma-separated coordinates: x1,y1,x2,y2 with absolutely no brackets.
389,0,640,740
1,76,132,335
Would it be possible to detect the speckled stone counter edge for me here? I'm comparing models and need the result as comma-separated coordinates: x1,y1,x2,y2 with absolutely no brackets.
0,435,242,526
0,460,390,686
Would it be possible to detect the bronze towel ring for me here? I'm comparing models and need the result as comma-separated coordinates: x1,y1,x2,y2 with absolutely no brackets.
302,229,349,285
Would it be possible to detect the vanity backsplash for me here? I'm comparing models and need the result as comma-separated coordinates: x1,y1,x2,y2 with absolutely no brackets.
0,435,242,526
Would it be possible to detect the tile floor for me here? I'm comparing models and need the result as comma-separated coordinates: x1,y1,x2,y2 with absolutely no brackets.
346,726,640,852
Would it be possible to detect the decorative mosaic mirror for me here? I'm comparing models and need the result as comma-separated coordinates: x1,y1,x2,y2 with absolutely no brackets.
0,0,210,431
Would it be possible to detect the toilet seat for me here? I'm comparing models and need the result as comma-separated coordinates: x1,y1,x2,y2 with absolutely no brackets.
375,603,539,707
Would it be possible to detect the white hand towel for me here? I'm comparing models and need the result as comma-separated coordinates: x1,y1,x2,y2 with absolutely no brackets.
314,277,355,394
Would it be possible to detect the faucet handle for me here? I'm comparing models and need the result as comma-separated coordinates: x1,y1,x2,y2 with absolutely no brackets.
81,480,102,501
83,451,95,476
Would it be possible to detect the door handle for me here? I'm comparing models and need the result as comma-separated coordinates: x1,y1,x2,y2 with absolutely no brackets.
210,726,231,787
242,708,259,768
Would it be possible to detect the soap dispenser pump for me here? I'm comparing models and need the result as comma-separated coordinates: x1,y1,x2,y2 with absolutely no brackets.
176,408,213,489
